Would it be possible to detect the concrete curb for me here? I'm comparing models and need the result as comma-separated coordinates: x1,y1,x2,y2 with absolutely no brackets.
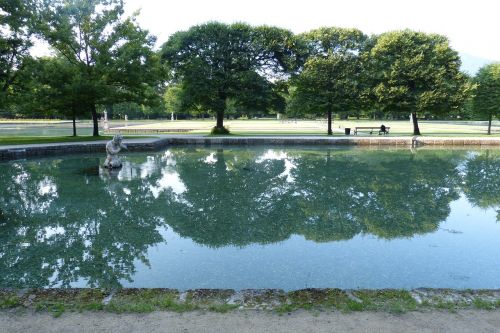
1,136,500,161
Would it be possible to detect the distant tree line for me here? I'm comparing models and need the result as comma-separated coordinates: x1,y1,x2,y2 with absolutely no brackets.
1,0,499,135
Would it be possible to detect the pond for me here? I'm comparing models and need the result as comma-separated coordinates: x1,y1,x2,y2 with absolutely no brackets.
0,147,499,290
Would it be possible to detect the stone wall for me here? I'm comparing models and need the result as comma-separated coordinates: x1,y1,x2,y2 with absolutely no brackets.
1,136,499,161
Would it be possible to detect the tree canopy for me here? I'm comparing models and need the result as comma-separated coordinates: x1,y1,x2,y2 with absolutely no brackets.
161,22,300,132
36,0,163,135
368,30,471,135
0,0,37,112
1,6,490,131
473,63,500,134
290,55,362,134
287,27,367,134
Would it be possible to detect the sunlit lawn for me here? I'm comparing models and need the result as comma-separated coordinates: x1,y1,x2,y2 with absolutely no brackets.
111,119,500,136
1,119,499,141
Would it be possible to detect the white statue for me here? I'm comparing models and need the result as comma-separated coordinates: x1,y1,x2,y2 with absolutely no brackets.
104,134,127,169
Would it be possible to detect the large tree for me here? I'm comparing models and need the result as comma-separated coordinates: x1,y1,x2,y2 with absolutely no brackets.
369,30,470,135
37,0,162,136
288,27,367,134
0,0,36,110
289,54,362,135
161,22,300,133
473,63,500,134
30,57,88,135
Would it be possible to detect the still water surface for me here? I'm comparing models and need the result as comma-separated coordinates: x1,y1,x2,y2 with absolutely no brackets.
0,147,499,290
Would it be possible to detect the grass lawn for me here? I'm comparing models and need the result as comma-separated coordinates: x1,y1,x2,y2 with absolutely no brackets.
2,119,499,138
0,135,151,146
109,119,500,136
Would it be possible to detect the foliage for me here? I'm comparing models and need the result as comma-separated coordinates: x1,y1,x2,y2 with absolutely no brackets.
163,84,184,118
0,0,37,112
288,27,367,133
36,0,163,135
368,30,471,135
289,54,362,134
210,126,230,135
298,27,367,58
473,63,500,134
161,22,300,130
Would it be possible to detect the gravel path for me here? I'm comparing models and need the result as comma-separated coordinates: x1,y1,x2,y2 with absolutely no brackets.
1,310,500,333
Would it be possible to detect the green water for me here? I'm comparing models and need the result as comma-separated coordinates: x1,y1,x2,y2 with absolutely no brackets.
0,147,499,290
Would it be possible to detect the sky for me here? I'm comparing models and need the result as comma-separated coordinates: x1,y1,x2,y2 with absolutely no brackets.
124,0,500,62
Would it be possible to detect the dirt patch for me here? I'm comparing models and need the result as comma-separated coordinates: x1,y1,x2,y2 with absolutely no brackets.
1,309,500,333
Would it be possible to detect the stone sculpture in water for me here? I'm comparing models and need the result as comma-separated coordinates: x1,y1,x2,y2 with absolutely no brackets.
104,134,127,168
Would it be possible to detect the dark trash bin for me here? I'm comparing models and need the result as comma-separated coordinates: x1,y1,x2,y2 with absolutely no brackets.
344,128,351,135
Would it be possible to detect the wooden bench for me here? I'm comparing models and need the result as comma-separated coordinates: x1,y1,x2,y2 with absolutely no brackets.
353,126,390,135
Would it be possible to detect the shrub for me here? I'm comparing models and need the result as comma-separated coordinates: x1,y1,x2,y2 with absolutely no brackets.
210,126,230,135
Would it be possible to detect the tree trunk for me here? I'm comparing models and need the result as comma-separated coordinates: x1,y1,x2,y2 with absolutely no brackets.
215,92,227,129
105,104,113,120
488,113,492,135
216,109,224,129
411,112,421,135
90,104,99,136
327,111,333,135
72,110,77,137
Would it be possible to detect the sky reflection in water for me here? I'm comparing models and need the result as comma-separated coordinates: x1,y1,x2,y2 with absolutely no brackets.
0,147,499,290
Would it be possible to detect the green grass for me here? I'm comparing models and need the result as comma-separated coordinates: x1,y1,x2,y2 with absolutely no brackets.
0,295,21,309
434,301,460,313
0,135,152,146
106,293,198,313
2,118,499,138
1,289,500,317
0,119,71,123
36,302,66,318
0,135,111,146
472,298,497,310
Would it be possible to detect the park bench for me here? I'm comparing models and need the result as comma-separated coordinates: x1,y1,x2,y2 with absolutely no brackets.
353,126,390,135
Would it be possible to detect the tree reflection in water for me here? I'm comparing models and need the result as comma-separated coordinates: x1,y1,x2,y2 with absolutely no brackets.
462,150,500,221
0,148,498,288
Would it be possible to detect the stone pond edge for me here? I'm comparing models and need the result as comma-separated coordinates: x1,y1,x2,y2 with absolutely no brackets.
1,136,500,161
2,288,500,314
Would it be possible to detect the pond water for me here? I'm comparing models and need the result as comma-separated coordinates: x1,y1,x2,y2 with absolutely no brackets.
0,147,499,290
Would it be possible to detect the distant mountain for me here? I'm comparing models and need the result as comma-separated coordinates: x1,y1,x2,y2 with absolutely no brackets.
459,53,497,75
